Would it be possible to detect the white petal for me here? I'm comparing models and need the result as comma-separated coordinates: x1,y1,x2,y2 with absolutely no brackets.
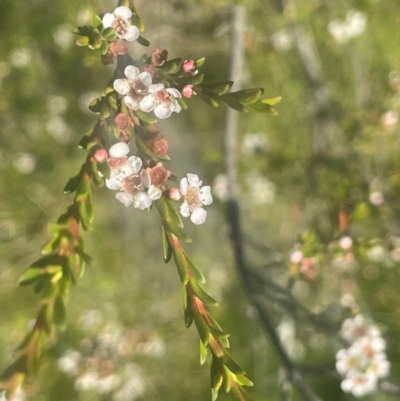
123,25,140,42
154,103,172,119
124,95,141,110
139,95,156,112
102,13,115,28
113,79,130,96
148,83,164,94
148,185,162,200
124,65,139,80
180,177,188,195
180,200,190,217
190,208,207,225
200,186,213,205
109,142,130,158
187,174,201,187
128,156,142,173
106,175,122,190
140,169,151,188
113,6,132,19
139,72,152,88
116,192,132,207
170,100,182,113
166,88,181,98
133,191,152,210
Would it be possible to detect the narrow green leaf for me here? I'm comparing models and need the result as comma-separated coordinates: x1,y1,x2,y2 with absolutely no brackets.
190,279,218,306
76,36,89,46
102,27,115,39
223,366,233,393
136,35,150,47
184,303,194,328
221,97,248,112
63,172,82,194
172,248,189,286
193,312,209,345
224,88,264,105
230,384,254,401
164,221,191,243
195,57,205,68
161,224,172,263
222,351,245,375
186,73,204,85
41,235,61,255
159,58,182,75
93,15,102,27
184,252,206,283
90,161,103,186
247,100,277,115
200,339,208,365
235,375,253,387
262,96,282,106
135,109,158,124
156,198,183,228
197,92,219,107
97,159,111,178
99,39,109,55
88,97,104,113
211,355,224,398
53,294,67,328
201,81,233,96
18,268,48,286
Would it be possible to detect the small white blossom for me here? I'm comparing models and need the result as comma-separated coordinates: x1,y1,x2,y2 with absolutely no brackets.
290,249,303,264
180,174,213,225
102,7,139,42
75,371,99,392
58,349,82,376
140,85,182,119
369,191,384,206
341,371,377,398
336,348,366,376
339,236,353,250
368,354,390,378
341,315,370,343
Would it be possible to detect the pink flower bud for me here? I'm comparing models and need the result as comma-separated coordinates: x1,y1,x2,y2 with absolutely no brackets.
169,187,182,201
150,136,169,157
182,59,196,73
93,148,108,163
147,163,171,187
182,85,194,98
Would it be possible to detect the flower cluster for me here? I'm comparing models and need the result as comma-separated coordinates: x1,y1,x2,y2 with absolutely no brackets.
113,65,182,119
57,310,165,401
289,247,320,281
336,315,390,397
328,10,367,44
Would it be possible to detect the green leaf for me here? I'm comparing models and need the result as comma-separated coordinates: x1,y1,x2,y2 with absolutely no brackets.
262,96,282,106
90,161,103,186
78,199,93,231
99,39,109,55
197,92,219,107
184,252,206,283
230,384,254,401
88,96,104,113
93,15,102,27
190,279,218,306
161,224,172,263
18,267,48,286
200,339,208,365
102,27,116,39
164,221,191,243
177,96,188,110
235,375,254,387
76,36,89,46
247,100,277,115
193,312,209,345
97,159,111,178
135,109,158,124
156,198,184,228
107,93,118,110
184,301,194,328
172,248,189,286
211,355,224,398
195,57,205,68
63,171,82,194
100,104,110,119
186,73,204,85
201,81,233,96
41,235,61,255
222,351,245,375
224,88,264,105
136,35,150,47
53,294,67,328
159,58,182,75
221,97,248,112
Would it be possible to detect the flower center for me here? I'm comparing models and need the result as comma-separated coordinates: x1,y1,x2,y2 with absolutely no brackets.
112,17,129,36
127,79,149,98
186,187,202,209
156,90,172,103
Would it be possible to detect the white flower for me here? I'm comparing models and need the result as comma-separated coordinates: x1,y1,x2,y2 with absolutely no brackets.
336,348,366,376
113,65,154,110
369,191,384,206
341,371,377,397
345,10,367,38
339,236,353,250
102,6,139,42
75,371,99,392
368,354,391,378
97,374,122,394
341,315,370,343
354,335,386,359
58,349,82,376
140,85,182,119
290,249,303,264
180,173,213,225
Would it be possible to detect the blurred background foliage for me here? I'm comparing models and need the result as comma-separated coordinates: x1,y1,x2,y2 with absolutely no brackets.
1,0,400,400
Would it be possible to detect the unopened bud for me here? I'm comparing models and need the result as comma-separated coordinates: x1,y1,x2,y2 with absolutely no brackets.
151,136,169,157
110,39,129,56
169,187,182,201
182,84,194,98
147,163,170,187
115,113,131,131
93,148,108,163
182,59,195,73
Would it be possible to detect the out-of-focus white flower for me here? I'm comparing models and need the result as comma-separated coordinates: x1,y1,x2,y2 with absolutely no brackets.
369,191,384,206
52,24,74,51
12,153,36,174
180,174,213,225
367,354,390,378
58,349,82,376
113,374,145,401
354,336,386,359
341,315,370,343
10,48,31,68
212,174,229,202
270,28,292,52
366,245,386,263
341,371,377,398
290,249,303,264
336,348,366,376
47,95,68,115
248,175,276,204
97,374,122,394
381,110,398,130
46,116,72,143
78,309,103,333
241,133,268,155
75,371,99,392
339,236,353,250
328,10,367,44
0,387,25,401
102,7,139,42
340,293,357,310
